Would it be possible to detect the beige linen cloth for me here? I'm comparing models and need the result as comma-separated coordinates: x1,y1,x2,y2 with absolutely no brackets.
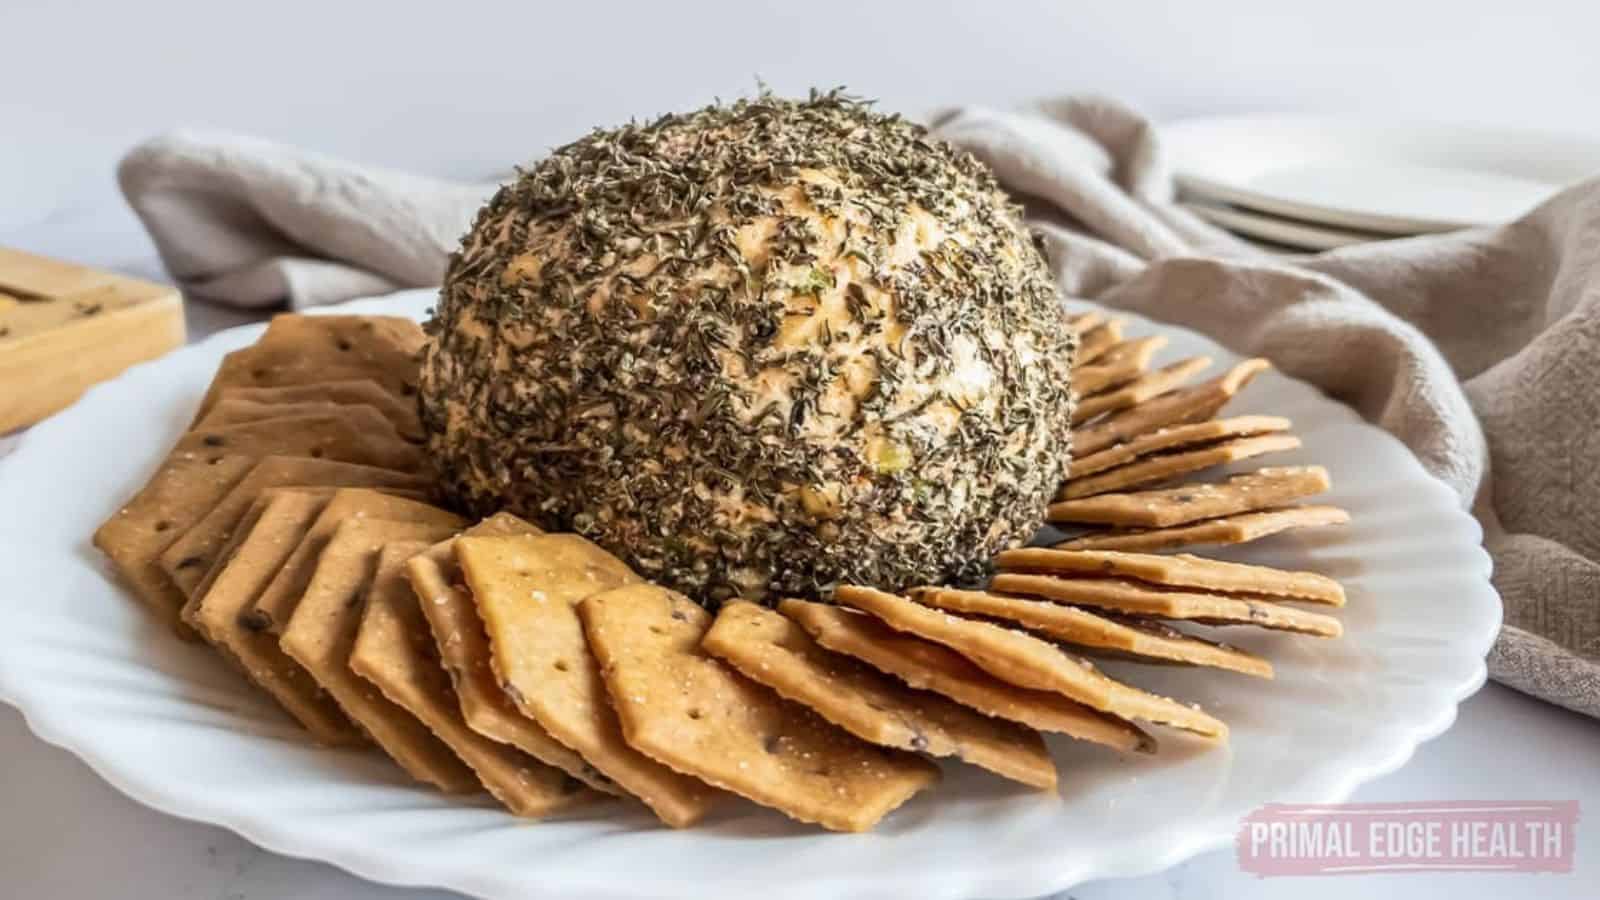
118,100,1600,718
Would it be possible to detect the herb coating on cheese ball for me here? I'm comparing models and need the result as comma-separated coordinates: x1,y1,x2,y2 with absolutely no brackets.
421,90,1075,604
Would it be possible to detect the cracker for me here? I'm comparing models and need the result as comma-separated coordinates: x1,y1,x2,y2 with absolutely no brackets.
406,516,620,795
1066,311,1105,336
1074,319,1125,366
195,314,425,419
1048,465,1331,528
182,490,363,744
780,600,1153,752
196,398,390,431
1072,356,1213,425
1054,505,1352,552
834,586,1227,738
1073,335,1167,396
455,534,718,827
249,489,461,633
215,379,422,436
179,409,425,472
581,584,939,832
995,548,1346,606
1059,433,1302,499
1069,415,1292,478
352,542,597,816
704,601,1057,790
160,457,426,596
909,587,1272,678
989,574,1344,637
280,515,471,791
1074,358,1272,457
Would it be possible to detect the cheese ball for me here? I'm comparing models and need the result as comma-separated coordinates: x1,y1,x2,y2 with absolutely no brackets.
421,91,1075,603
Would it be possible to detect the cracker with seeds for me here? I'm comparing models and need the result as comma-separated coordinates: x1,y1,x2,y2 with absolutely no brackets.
280,515,471,791
780,600,1153,753
1072,356,1213,425
160,457,426,596
835,586,1227,738
1048,465,1332,529
581,584,939,832
1070,416,1292,478
909,588,1272,678
1060,433,1302,499
704,601,1057,790
182,490,363,744
195,314,425,419
1055,505,1351,552
989,574,1344,637
250,489,459,632
352,542,598,817
996,548,1346,605
406,517,619,795
215,379,422,436
1074,319,1125,366
1074,335,1167,396
1074,358,1272,457
455,534,719,828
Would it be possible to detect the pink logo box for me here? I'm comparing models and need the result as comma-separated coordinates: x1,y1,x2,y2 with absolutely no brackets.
1237,801,1579,876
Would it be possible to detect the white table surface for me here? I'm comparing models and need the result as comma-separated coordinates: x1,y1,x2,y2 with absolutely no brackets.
4,215,1598,900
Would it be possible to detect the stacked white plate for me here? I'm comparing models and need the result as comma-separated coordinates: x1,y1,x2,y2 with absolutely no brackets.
1162,116,1600,251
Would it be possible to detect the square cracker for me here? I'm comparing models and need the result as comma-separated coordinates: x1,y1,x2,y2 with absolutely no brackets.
909,587,1272,678
196,399,391,431
280,515,472,791
214,379,422,436
989,574,1343,637
352,542,598,816
182,489,363,744
1054,505,1351,553
996,547,1346,605
1069,415,1292,479
249,489,461,633
1049,465,1331,529
1073,358,1272,457
406,516,619,795
160,457,426,596
175,409,426,473
195,314,425,419
581,584,939,832
455,534,719,828
779,599,1152,753
1072,356,1213,425
834,586,1228,739
1059,432,1302,500
704,601,1057,790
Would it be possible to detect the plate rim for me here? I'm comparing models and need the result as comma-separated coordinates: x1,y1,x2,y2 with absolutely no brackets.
0,292,1503,900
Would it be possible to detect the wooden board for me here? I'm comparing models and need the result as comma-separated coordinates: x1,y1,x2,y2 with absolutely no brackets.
0,247,185,433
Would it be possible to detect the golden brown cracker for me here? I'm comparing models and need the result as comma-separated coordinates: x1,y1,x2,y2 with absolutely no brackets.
159,457,426,596
1054,505,1351,552
195,314,425,419
181,490,363,744
196,399,388,431
834,586,1227,738
1074,319,1125,366
581,584,938,832
1074,358,1272,457
352,542,598,817
995,547,1346,605
406,516,620,795
249,489,460,633
455,534,717,827
176,409,425,472
280,516,471,791
1048,465,1332,528
704,601,1057,790
909,587,1272,678
1073,335,1168,396
990,574,1344,637
1066,311,1105,336
1072,356,1213,425
780,599,1153,753
1069,415,1293,478
1059,433,1302,499
215,379,422,436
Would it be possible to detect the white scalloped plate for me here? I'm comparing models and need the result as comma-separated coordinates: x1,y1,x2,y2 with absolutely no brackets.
0,290,1499,900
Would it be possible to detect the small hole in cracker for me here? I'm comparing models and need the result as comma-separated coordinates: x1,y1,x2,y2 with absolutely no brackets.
336,339,353,351
687,708,703,720
553,660,570,672
309,448,324,458
153,520,173,532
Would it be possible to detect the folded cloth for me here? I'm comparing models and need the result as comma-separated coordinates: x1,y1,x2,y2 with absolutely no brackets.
117,101,1600,717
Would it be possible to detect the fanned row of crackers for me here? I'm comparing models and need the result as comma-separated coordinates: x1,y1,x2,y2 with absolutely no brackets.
92,311,1354,834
